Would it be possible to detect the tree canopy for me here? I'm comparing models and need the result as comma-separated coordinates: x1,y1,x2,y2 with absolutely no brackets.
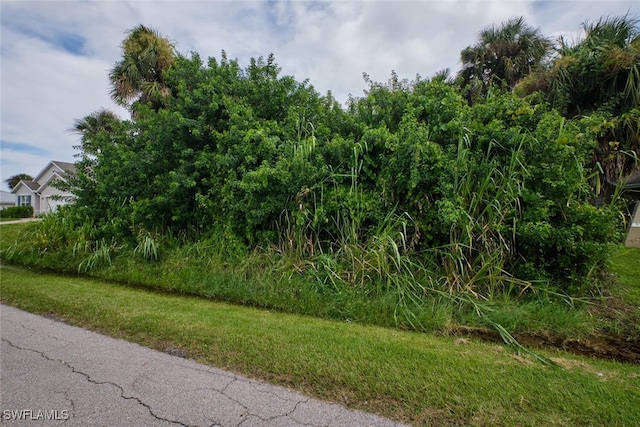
5,174,33,190
458,17,551,100
109,25,175,111
517,14,640,188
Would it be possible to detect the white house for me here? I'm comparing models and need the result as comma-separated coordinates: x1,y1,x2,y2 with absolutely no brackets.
12,161,76,216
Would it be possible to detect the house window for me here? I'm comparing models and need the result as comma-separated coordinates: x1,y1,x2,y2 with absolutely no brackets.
17,195,31,206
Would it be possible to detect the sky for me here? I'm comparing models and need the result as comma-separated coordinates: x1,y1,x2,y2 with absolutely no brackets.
1,0,639,191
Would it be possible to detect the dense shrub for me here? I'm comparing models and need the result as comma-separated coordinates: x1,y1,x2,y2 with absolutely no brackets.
30,50,625,299
0,205,33,219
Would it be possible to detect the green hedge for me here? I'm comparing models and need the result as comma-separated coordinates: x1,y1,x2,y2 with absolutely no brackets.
0,205,34,219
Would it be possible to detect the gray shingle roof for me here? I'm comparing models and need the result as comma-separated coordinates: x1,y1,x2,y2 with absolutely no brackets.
52,161,76,173
21,181,40,191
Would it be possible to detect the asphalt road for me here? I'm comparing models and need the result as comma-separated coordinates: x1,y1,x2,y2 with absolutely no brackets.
0,304,408,427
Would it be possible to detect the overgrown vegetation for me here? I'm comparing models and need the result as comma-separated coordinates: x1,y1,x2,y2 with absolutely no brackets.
2,16,639,347
0,206,33,219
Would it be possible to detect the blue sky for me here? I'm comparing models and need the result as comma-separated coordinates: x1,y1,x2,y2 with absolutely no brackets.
1,0,639,191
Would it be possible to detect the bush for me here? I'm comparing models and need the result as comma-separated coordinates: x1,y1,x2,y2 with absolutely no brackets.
0,205,33,219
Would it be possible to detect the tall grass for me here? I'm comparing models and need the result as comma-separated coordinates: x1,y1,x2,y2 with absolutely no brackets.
133,230,159,261
0,134,597,356
274,133,536,300
76,239,118,272
436,135,531,298
1,220,596,349
255,134,564,356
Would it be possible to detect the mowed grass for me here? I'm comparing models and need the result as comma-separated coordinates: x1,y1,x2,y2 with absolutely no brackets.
610,246,640,306
1,267,639,426
0,223,24,238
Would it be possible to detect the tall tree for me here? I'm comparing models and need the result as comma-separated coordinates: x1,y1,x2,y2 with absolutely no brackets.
71,109,119,142
5,174,33,190
520,15,640,116
518,15,640,188
67,109,122,207
458,17,551,100
109,25,175,111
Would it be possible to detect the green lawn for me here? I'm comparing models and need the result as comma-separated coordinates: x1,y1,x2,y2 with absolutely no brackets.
610,246,640,305
0,222,27,235
1,266,638,426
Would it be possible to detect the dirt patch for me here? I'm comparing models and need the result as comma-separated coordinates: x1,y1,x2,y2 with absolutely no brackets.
163,346,190,358
40,312,67,323
517,333,640,363
451,290,640,364
451,326,640,364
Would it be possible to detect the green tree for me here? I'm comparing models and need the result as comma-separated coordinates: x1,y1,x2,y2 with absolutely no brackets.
5,173,33,190
459,17,551,100
518,15,640,188
520,15,640,115
109,25,175,111
70,109,120,157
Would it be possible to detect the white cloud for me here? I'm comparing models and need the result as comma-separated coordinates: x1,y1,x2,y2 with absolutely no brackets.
1,0,638,190
265,0,538,102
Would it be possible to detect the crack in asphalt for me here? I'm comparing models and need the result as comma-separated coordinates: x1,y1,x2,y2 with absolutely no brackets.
1,337,321,427
220,376,305,427
4,317,70,345
287,397,324,427
1,308,403,427
232,383,321,427
220,378,253,426
1,338,191,427
63,388,76,424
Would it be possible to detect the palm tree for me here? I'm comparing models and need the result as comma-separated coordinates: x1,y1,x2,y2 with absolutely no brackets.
5,174,34,190
459,17,551,99
431,68,454,84
109,25,175,111
70,109,120,157
526,15,639,116
518,15,640,189
67,109,122,201
71,109,119,136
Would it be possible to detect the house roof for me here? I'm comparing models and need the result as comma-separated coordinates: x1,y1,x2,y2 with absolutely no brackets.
52,161,76,173
11,160,77,195
36,171,71,193
33,160,76,184
11,180,40,194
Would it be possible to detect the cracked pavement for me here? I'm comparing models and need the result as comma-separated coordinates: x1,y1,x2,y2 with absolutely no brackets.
0,305,408,426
